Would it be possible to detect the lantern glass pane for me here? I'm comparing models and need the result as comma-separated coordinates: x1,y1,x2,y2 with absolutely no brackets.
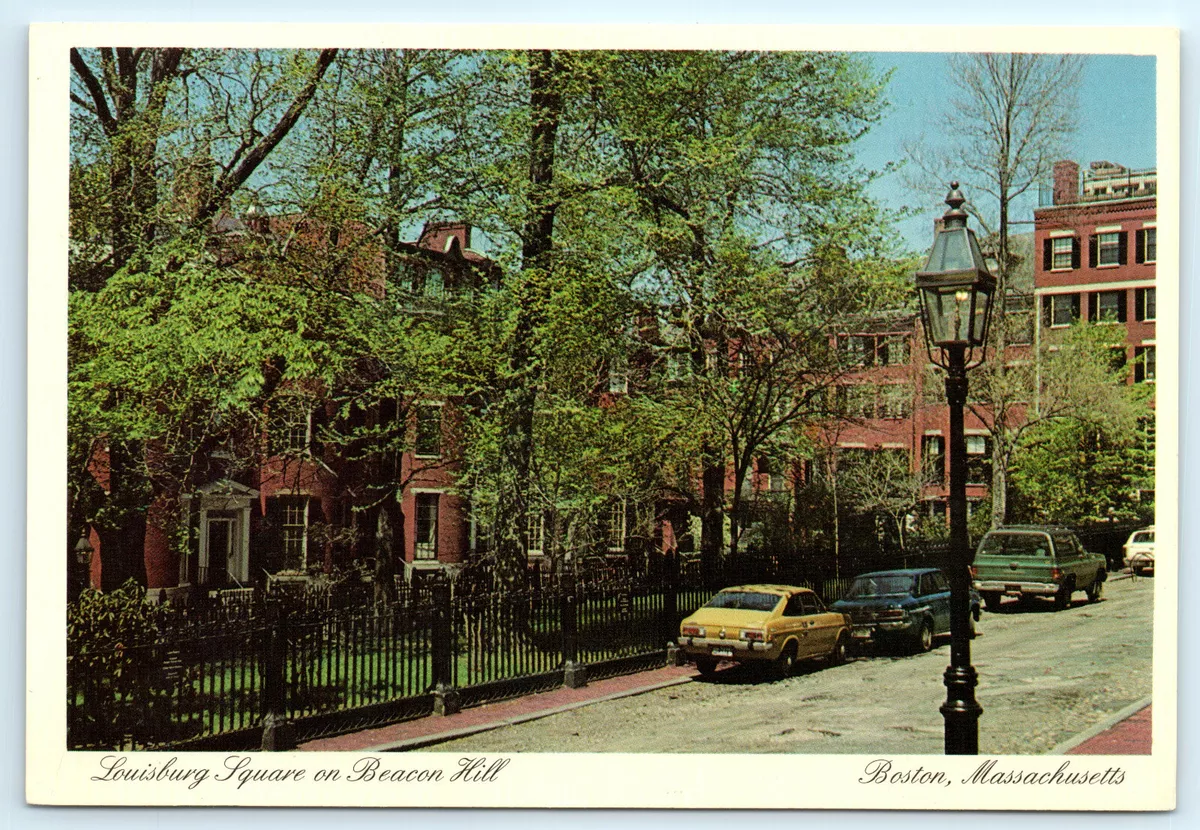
972,286,994,345
924,228,976,273
923,286,976,345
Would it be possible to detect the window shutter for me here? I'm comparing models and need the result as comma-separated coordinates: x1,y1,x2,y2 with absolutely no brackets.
1071,238,1082,269
1041,296,1052,327
1088,236,1098,268
1135,229,1146,264
1118,231,1128,265
1070,294,1081,321
1088,293,1098,322
1136,288,1146,321
1117,291,1128,323
1043,239,1052,271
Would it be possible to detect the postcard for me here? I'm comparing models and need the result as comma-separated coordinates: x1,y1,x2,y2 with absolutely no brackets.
28,21,1178,809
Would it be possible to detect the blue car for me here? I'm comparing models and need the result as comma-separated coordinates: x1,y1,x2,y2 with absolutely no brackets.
831,568,981,654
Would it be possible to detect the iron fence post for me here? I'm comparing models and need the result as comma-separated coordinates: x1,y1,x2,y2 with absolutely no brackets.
260,598,295,751
664,552,684,666
431,578,460,715
561,571,588,688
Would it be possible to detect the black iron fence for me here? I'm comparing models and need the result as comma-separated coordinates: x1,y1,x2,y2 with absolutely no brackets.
67,542,964,751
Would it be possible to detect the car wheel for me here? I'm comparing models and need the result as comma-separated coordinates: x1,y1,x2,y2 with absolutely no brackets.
914,619,934,653
1086,573,1105,603
694,657,717,676
982,592,1002,612
828,633,848,666
772,643,797,679
1054,579,1073,611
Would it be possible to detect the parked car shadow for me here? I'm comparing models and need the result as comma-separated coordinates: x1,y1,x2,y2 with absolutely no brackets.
984,595,1103,614
690,656,859,685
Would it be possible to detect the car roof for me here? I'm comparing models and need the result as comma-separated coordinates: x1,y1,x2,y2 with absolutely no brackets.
988,525,1072,532
717,584,811,596
853,569,936,579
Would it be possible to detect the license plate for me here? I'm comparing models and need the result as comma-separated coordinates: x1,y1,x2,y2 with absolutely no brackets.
852,626,873,639
711,647,734,658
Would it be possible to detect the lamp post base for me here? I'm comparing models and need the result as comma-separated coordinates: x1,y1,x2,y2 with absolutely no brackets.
941,656,983,754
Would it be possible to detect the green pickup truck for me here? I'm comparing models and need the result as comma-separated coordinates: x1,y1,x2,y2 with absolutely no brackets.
971,526,1107,612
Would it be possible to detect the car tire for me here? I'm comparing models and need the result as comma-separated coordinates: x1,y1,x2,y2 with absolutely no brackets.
772,643,797,679
914,619,934,653
1054,579,1073,611
1086,573,1105,603
982,592,1002,612
694,657,717,676
828,633,848,666
968,614,977,640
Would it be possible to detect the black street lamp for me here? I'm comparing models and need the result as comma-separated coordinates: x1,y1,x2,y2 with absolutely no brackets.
915,182,995,755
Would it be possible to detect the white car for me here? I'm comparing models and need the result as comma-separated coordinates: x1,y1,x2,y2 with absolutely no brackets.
1122,527,1155,576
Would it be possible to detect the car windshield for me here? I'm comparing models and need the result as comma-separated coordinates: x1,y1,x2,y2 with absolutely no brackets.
978,533,1050,557
703,591,782,612
1131,531,1154,544
844,575,915,599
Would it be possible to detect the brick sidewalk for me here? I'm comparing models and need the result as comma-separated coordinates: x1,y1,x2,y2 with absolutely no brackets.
297,663,697,752
1064,704,1152,755
298,665,1152,755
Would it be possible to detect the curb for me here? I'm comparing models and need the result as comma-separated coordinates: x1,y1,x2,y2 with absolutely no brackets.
1048,695,1152,755
366,674,695,752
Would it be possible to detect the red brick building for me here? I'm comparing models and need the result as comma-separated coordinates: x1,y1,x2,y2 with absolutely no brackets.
1035,160,1157,383
89,220,501,597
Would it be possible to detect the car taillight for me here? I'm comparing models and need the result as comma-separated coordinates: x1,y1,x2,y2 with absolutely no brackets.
969,565,978,578
1051,567,1063,581
740,629,765,641
681,625,705,637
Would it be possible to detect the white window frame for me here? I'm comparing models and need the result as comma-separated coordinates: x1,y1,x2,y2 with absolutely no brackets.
1051,236,1074,270
605,499,627,553
1097,231,1121,268
281,497,310,571
1049,294,1076,328
414,491,441,560
414,402,444,459
1142,226,1157,264
1096,290,1123,323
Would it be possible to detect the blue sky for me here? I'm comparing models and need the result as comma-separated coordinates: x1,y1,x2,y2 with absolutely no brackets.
858,52,1157,252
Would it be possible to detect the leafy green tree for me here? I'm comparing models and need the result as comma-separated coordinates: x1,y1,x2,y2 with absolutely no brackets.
907,53,1084,526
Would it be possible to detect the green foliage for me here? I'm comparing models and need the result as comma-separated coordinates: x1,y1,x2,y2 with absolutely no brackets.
67,580,180,746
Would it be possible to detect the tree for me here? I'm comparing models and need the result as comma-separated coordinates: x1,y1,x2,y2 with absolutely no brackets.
588,50,897,561
841,448,929,552
907,53,1084,527
1006,324,1154,524
69,48,338,585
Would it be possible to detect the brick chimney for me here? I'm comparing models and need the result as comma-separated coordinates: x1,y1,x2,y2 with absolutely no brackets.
418,221,472,254
1053,160,1079,206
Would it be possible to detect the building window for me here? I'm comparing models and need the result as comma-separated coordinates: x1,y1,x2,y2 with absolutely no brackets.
838,384,876,419
423,268,444,301
608,354,629,394
879,334,910,366
1134,346,1156,384
527,512,545,557
281,498,309,571
1050,237,1076,270
1043,294,1080,328
966,435,991,487
1136,228,1157,264
1097,232,1121,266
605,500,627,553
270,401,312,455
878,384,911,419
415,493,439,559
921,435,945,486
415,404,442,457
1136,287,1156,322
1091,290,1126,323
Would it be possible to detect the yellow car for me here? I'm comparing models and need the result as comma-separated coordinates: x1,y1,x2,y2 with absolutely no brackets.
678,584,851,678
